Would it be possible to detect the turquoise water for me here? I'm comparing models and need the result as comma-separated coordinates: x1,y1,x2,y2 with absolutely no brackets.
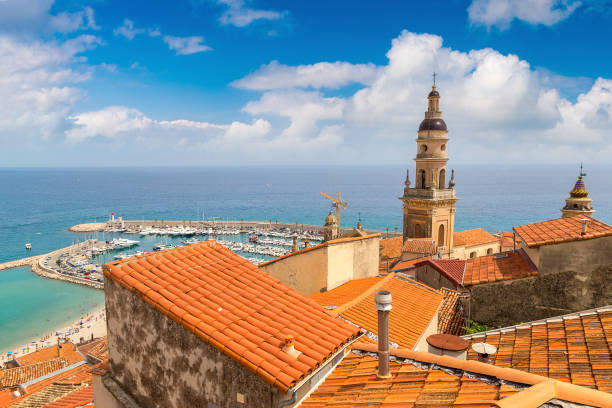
0,165,611,354
0,267,104,354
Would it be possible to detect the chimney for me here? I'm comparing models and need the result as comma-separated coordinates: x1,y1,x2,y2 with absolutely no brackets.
375,290,392,379
581,218,590,236
282,335,301,359
471,342,497,363
426,334,469,360
56,337,63,358
292,234,298,252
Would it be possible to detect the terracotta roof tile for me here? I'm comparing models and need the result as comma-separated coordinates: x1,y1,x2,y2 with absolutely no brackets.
302,342,612,408
43,384,93,408
337,276,445,349
0,358,69,388
16,343,83,367
463,249,537,286
463,307,612,392
437,288,466,336
103,241,361,392
513,215,612,248
380,237,403,260
402,238,436,255
390,259,422,272
309,277,383,308
453,228,498,247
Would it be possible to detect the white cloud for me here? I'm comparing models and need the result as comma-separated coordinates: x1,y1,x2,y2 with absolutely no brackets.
50,6,99,33
113,19,145,40
0,0,99,33
232,60,380,90
468,0,582,28
0,34,100,143
215,0,284,27
162,35,212,55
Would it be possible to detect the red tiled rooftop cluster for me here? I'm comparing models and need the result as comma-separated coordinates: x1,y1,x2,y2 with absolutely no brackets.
103,241,361,391
453,228,498,247
426,259,466,286
464,307,612,392
463,250,537,286
402,238,436,254
513,216,612,247
379,237,403,260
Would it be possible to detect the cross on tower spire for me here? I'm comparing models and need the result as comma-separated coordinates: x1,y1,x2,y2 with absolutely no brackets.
580,163,587,177
432,72,437,85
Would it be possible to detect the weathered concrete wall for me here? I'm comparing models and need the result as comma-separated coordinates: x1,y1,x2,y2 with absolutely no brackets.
414,264,457,291
452,241,500,260
469,264,612,326
260,247,328,296
105,278,280,408
538,236,612,275
327,236,379,290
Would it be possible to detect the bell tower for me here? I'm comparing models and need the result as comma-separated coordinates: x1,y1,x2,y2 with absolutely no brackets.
400,78,458,258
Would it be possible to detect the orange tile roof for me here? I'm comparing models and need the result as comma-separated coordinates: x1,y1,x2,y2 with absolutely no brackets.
6,361,92,407
402,238,436,255
16,343,83,367
379,237,403,260
0,358,69,388
437,288,466,336
500,231,520,249
43,384,93,408
463,249,537,286
302,342,612,408
453,228,498,247
80,338,107,363
309,276,384,308
419,259,466,286
390,258,422,272
464,306,612,392
335,276,444,349
513,215,612,247
103,241,361,392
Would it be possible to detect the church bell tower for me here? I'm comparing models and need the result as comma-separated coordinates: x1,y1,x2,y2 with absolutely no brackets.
400,79,458,258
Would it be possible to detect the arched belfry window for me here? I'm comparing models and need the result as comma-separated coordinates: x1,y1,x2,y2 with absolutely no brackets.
438,224,445,247
439,169,446,189
419,170,426,189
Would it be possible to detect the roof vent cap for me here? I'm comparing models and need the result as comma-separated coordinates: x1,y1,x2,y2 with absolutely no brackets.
375,291,392,311
426,334,469,359
472,342,497,363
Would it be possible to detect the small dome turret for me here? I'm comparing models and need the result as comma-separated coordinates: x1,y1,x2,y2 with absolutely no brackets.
569,176,589,198
325,210,336,226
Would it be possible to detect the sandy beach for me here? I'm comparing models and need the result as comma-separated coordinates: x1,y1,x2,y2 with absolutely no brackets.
1,307,106,364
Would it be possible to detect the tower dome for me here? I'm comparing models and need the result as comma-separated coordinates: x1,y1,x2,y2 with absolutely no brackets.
561,169,594,218
325,210,336,225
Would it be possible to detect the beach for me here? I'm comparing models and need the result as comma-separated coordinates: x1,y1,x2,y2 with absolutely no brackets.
1,307,106,365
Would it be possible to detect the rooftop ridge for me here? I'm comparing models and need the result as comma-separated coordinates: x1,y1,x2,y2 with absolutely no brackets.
462,305,612,339
330,273,395,316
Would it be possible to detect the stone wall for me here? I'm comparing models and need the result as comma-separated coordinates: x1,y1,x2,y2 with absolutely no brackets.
260,246,329,296
469,264,612,327
105,278,280,408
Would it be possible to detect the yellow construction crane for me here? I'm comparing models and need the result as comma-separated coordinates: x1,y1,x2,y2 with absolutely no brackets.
320,191,347,235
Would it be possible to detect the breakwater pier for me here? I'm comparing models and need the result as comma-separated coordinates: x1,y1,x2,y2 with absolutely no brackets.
0,241,103,290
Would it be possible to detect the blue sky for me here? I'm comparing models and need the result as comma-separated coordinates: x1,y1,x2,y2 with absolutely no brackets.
1,0,611,165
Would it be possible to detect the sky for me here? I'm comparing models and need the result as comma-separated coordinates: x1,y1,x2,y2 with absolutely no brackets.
0,0,611,166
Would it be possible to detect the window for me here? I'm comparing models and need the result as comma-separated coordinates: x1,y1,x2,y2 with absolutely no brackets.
420,144,428,153
438,169,446,189
470,251,476,258
486,248,493,255
438,224,445,247
419,170,426,188
441,144,446,151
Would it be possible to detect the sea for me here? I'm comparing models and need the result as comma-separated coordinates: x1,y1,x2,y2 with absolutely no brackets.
1,165,611,353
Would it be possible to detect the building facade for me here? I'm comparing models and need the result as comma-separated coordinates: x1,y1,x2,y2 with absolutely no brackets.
400,83,458,258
